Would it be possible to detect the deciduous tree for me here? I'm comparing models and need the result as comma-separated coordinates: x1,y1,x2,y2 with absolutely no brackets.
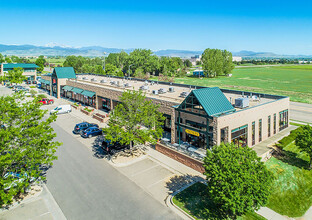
103,90,165,150
0,93,60,206
203,142,274,219
7,67,26,84
295,125,312,169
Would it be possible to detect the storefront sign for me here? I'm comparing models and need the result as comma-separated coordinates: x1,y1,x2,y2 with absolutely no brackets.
185,129,200,137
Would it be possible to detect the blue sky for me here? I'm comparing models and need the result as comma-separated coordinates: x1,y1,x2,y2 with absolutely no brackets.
1,0,312,54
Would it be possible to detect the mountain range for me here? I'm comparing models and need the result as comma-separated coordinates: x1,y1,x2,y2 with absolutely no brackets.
0,44,310,58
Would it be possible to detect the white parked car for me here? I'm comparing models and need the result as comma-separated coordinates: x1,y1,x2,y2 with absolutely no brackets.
50,105,72,115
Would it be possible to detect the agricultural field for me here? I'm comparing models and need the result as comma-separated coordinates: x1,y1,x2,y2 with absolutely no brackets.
175,65,312,104
29,57,65,66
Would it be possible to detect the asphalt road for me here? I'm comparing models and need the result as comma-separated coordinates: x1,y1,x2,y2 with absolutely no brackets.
46,122,179,220
290,102,312,123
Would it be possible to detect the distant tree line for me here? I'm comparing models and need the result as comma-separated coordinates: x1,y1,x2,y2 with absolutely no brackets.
62,49,191,80
234,58,312,65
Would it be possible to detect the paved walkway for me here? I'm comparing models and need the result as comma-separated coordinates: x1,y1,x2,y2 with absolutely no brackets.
252,126,297,158
0,185,66,220
256,207,288,220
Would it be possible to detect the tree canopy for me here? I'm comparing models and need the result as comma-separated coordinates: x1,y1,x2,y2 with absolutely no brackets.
295,125,312,169
62,50,189,79
103,90,165,150
201,48,234,77
7,67,27,84
203,142,274,219
35,55,46,72
0,93,60,206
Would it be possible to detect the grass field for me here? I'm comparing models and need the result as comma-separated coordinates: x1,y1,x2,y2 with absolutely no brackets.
266,141,312,217
29,58,65,66
173,65,312,104
172,182,266,220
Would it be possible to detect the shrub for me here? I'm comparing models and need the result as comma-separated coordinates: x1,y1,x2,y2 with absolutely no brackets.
276,127,301,149
37,94,47,99
83,107,93,112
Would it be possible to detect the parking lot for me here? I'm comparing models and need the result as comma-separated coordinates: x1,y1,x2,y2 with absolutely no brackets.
1,84,182,219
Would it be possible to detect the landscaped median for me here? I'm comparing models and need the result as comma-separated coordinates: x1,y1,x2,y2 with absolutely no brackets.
172,182,266,220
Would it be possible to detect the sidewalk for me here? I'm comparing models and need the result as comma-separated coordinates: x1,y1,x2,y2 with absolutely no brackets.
0,185,66,220
252,126,297,159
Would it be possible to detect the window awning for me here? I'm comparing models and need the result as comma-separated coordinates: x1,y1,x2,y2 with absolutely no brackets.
63,85,74,91
81,90,96,97
71,87,83,94
41,79,50,85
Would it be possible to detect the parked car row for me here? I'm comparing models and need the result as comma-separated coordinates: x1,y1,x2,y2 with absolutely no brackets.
101,139,130,155
26,80,37,84
39,98,54,105
73,122,102,138
12,85,29,92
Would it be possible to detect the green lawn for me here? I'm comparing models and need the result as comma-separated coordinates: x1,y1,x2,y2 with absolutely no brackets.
171,65,312,104
266,142,312,217
172,182,266,220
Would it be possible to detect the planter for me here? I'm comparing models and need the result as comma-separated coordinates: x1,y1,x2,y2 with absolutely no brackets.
80,108,94,116
92,113,110,123
71,104,81,110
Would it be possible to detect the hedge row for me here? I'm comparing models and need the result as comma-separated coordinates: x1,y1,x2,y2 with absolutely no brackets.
276,127,301,149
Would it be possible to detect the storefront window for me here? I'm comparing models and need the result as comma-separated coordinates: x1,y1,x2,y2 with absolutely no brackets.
252,121,255,146
274,113,276,134
231,125,248,147
102,98,111,111
279,110,288,131
268,116,271,137
259,119,262,142
185,120,206,131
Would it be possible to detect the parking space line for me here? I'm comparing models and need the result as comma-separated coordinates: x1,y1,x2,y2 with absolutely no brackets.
39,211,51,217
130,164,160,177
147,174,175,188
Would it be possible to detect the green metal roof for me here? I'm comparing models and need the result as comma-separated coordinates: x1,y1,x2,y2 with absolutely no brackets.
71,87,83,94
53,67,76,79
1,63,38,69
81,90,96,97
62,85,74,91
189,87,235,117
40,79,50,85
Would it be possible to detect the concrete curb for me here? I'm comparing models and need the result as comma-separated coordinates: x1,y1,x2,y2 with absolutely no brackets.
165,181,198,220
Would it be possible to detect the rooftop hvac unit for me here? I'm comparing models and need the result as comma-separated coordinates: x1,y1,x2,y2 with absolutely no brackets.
152,90,158,95
180,91,190,98
100,80,107,83
169,87,174,92
158,88,166,94
139,85,149,90
235,97,249,108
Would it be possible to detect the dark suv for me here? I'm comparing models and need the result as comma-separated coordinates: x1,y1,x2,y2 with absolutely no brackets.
73,122,99,134
102,140,130,155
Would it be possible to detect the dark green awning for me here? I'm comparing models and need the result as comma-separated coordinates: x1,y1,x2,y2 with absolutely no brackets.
43,79,51,85
81,90,96,97
71,87,83,94
63,85,74,91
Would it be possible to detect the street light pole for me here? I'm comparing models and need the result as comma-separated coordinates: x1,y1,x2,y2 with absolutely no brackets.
103,52,107,73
